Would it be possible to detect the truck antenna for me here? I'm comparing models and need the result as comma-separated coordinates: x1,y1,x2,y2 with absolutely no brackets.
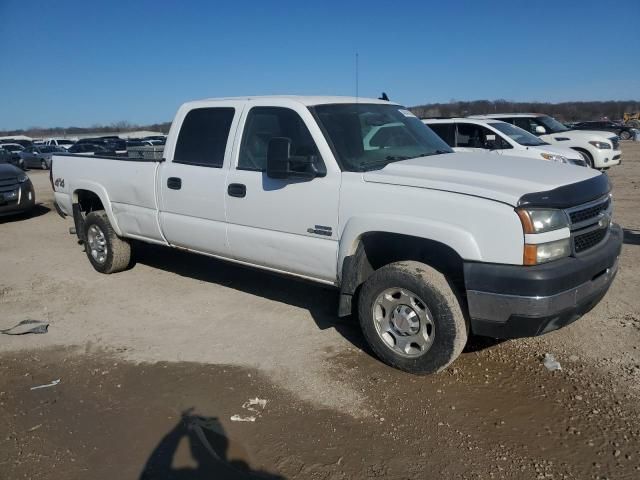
355,52,359,103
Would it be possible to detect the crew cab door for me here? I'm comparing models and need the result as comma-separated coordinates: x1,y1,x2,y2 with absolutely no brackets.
225,102,340,282
158,101,243,256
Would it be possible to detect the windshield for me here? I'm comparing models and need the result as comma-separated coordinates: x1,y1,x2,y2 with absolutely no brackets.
536,115,569,133
57,139,74,145
489,122,547,146
310,103,453,171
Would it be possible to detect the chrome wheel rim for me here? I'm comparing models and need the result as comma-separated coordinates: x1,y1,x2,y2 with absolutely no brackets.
372,288,435,358
87,225,108,265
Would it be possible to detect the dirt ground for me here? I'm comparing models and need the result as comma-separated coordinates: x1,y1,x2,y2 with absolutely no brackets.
1,144,639,479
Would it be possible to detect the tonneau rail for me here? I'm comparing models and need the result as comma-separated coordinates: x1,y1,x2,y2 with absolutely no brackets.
52,153,165,162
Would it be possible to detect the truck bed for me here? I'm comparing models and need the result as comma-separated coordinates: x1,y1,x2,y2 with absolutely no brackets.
52,153,166,242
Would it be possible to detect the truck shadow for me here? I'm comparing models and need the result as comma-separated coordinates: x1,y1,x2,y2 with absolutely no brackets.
133,243,368,351
623,228,640,245
139,409,284,480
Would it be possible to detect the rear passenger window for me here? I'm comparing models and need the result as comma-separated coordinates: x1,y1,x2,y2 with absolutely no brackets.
174,108,235,167
456,123,501,149
427,123,455,147
238,107,320,171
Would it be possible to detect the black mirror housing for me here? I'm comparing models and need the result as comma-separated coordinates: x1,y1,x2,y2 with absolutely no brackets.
266,137,291,179
267,137,321,180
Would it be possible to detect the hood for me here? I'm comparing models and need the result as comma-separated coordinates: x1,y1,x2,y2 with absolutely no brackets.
363,152,600,206
0,163,23,179
543,129,614,142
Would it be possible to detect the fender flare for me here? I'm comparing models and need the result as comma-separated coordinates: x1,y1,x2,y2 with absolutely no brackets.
70,180,122,236
338,215,482,278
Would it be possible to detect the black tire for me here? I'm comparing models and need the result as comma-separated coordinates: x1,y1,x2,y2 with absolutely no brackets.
619,130,631,140
82,210,132,274
575,149,594,168
358,261,468,374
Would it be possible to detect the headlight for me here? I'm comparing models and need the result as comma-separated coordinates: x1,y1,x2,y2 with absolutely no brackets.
540,153,569,163
17,173,29,183
516,208,569,233
524,238,571,265
588,140,611,149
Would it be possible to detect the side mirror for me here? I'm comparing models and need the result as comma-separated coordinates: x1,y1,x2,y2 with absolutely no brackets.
266,137,320,180
535,125,546,134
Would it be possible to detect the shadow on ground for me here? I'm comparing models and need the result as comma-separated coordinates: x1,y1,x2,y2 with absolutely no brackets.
0,204,50,224
133,243,506,360
623,228,640,245
133,243,368,350
140,410,284,480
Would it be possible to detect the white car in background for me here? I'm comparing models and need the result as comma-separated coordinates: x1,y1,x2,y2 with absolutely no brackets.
424,118,587,167
470,114,621,169
44,138,75,150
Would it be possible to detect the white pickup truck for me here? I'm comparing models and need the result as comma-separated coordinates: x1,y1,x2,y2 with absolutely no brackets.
51,96,622,374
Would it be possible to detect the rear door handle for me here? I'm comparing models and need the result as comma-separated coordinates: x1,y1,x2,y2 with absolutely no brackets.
227,183,246,198
167,177,182,190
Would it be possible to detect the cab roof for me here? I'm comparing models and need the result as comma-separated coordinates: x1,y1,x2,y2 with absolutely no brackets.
186,95,399,108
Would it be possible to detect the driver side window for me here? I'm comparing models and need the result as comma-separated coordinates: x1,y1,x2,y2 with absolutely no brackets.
238,107,321,172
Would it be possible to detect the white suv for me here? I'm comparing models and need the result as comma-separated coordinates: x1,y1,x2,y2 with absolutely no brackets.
44,138,75,150
470,114,621,169
423,118,587,167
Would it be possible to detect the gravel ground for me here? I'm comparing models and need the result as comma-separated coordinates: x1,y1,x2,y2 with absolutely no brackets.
1,144,639,479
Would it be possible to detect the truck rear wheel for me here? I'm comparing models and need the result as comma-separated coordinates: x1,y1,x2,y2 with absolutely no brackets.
83,211,131,274
358,261,468,374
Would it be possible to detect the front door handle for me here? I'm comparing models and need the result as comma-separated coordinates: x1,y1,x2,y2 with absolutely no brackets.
227,183,246,198
167,177,182,190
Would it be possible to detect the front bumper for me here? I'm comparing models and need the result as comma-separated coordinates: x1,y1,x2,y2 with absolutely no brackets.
593,149,622,168
464,224,622,338
0,181,35,217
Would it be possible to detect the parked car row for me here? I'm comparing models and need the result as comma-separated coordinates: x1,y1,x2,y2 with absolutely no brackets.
0,134,167,170
420,113,623,169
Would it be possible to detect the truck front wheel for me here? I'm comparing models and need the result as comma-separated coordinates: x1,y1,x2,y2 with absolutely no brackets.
83,211,132,274
358,261,468,374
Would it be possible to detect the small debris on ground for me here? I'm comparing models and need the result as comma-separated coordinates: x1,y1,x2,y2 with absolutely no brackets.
230,414,256,422
1,320,49,335
30,379,61,391
231,397,268,422
543,353,562,371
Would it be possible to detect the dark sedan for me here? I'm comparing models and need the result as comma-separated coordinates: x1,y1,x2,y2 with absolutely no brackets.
0,163,35,217
68,143,116,156
572,121,637,140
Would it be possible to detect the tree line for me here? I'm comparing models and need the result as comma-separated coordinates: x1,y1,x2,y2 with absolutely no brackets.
409,100,640,122
3,99,640,138
0,121,172,138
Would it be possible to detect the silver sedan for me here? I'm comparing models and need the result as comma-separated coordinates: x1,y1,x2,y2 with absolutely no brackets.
19,145,65,170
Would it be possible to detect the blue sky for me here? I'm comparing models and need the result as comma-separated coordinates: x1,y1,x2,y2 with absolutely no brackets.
0,0,638,130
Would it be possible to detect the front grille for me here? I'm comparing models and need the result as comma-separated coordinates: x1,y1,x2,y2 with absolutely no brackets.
0,177,18,188
610,137,620,150
574,227,608,253
569,197,610,224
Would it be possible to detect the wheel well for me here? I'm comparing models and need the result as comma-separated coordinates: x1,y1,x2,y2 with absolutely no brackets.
570,147,592,162
75,190,104,215
72,190,105,241
339,232,465,316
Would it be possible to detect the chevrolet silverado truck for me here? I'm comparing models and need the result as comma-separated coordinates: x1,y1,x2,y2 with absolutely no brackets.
51,96,622,374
